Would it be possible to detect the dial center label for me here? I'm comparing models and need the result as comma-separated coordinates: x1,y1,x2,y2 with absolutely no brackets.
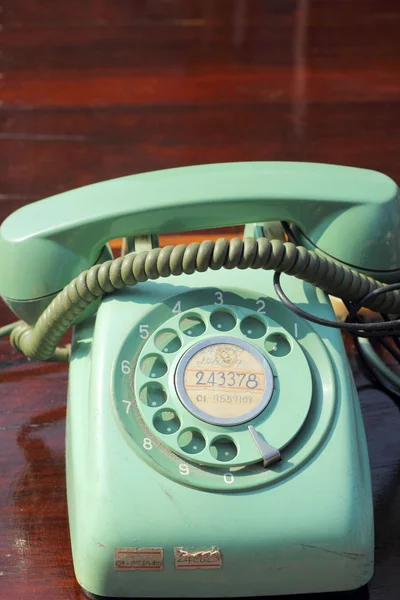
175,338,274,425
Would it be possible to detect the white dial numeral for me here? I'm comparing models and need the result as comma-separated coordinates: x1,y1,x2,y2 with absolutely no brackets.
139,324,149,339
172,301,182,314
256,299,266,314
179,463,190,476
122,400,132,414
121,360,131,374
214,291,224,305
143,438,153,450
294,323,299,339
224,473,234,484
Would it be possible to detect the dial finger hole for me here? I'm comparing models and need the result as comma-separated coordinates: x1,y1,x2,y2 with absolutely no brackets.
178,429,206,454
210,310,236,332
153,410,181,435
240,316,267,339
140,354,168,378
179,314,206,337
210,436,238,462
155,329,182,354
139,382,167,408
264,333,291,357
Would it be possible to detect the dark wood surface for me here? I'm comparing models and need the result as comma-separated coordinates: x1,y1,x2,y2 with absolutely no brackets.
0,1,399,599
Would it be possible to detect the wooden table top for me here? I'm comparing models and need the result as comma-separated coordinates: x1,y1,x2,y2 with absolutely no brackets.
0,1,399,599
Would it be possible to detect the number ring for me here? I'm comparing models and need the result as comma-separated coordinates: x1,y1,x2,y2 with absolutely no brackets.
174,336,274,426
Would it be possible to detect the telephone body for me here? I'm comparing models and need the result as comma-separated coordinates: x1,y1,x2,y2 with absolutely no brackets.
1,162,398,597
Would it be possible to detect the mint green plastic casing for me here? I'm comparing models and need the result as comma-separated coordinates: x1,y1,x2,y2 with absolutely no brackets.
0,162,387,596
67,270,373,597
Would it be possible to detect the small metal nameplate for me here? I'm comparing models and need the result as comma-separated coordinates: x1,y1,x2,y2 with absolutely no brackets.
174,546,222,569
114,547,163,571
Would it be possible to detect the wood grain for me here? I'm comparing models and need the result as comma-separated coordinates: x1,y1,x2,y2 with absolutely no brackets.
1,1,400,599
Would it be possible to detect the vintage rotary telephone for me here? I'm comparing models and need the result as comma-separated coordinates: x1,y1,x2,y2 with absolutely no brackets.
1,162,400,598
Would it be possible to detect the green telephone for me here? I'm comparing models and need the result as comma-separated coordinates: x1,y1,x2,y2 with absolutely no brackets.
1,162,400,598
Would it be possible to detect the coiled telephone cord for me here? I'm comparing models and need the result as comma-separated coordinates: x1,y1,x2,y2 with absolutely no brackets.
7,236,400,361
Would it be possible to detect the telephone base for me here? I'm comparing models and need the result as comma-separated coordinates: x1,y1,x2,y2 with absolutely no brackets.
67,270,373,598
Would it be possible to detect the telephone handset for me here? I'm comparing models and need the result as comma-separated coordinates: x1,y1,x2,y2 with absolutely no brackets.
1,162,399,597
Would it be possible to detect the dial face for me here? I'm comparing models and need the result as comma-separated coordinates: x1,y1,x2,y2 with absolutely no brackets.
175,338,274,426
112,288,337,492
